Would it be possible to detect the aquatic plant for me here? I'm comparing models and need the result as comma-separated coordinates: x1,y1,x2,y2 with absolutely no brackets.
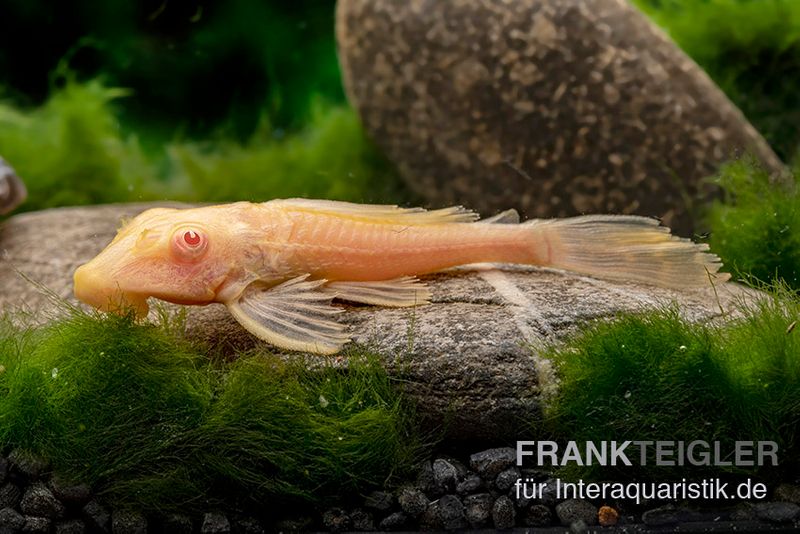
634,0,800,159
545,286,800,480
0,79,153,210
170,104,406,204
707,159,800,288
0,79,404,213
0,310,422,513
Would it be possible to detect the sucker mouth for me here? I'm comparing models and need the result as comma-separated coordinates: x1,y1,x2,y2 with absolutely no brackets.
73,265,150,318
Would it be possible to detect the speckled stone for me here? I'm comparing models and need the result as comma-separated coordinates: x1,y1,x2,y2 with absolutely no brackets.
774,483,800,505
469,448,515,479
0,482,22,509
54,519,86,534
111,510,147,534
492,495,516,530
81,500,110,532
350,508,375,531
432,459,459,492
525,504,554,527
160,514,193,534
555,499,598,527
19,483,65,519
378,511,408,531
397,487,429,517
456,474,483,495
321,508,350,533
22,516,52,534
364,490,394,511
754,502,800,523
437,494,468,530
49,476,91,506
336,0,783,236
463,493,493,528
0,507,25,530
8,450,49,481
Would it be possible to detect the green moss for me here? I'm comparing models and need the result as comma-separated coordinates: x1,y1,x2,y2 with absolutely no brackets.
169,104,406,204
195,350,421,503
0,310,423,513
545,286,800,480
707,159,800,288
0,79,154,211
0,79,405,213
634,0,800,159
0,311,214,508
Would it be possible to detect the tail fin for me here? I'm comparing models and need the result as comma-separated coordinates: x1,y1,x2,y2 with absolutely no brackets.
536,215,729,288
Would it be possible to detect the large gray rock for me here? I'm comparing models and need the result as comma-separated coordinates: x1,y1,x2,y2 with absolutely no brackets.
336,0,784,235
0,204,756,439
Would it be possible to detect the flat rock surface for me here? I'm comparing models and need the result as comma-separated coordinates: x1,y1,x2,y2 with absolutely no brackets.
0,204,757,439
337,0,783,236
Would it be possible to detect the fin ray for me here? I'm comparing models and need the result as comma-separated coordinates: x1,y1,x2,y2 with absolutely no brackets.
268,198,478,224
479,209,520,224
535,215,730,287
227,275,349,354
324,277,431,307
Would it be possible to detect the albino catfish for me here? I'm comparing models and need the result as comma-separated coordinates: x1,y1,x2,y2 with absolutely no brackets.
73,199,728,354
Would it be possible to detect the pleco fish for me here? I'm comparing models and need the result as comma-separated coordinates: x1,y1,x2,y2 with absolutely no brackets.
74,199,729,354
0,158,27,215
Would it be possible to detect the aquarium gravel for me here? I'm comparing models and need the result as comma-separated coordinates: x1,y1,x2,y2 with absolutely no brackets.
0,445,798,531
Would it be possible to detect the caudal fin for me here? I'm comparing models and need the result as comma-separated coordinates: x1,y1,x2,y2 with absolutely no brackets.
537,215,729,288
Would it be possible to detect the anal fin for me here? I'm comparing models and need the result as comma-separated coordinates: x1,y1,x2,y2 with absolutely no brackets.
226,275,349,355
324,277,431,307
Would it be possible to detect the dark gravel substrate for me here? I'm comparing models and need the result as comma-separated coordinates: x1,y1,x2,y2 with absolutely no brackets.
0,447,798,532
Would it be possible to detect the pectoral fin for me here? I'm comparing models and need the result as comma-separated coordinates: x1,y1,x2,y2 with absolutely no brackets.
324,277,431,307
226,275,349,355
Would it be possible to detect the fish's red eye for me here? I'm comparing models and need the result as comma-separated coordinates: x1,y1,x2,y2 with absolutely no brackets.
183,230,201,247
171,226,208,262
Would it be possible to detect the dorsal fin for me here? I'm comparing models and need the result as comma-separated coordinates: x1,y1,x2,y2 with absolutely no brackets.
479,209,520,224
267,198,479,224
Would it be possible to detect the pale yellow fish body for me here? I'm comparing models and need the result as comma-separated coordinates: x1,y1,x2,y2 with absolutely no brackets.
74,199,728,354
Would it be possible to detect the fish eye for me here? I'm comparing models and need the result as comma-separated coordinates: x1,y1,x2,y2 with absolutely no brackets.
171,226,208,261
183,230,202,247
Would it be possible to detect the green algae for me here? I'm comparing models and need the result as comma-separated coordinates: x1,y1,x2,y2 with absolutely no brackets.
0,79,404,214
708,159,800,289
170,104,406,205
0,79,153,210
0,310,422,513
545,285,800,481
